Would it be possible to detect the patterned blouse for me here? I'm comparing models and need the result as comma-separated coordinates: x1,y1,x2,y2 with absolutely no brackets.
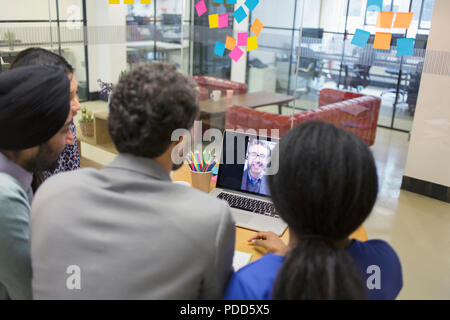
45,122,80,179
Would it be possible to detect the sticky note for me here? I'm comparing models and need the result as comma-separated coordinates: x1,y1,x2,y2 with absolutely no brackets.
244,0,259,11
393,12,414,29
218,13,229,28
238,32,248,46
351,29,371,48
227,0,237,4
140,0,151,4
229,47,244,62
225,36,237,50
214,41,226,57
109,0,120,4
373,32,392,50
233,6,248,24
247,36,258,51
124,0,134,4
195,0,207,17
251,18,264,36
397,38,415,56
376,11,394,28
213,0,224,3
209,14,219,29
367,0,383,12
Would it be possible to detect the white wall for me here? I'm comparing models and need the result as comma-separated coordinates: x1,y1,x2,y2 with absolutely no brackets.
86,0,127,92
403,0,450,187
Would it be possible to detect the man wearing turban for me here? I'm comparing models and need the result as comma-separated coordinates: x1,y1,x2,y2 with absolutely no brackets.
0,65,72,299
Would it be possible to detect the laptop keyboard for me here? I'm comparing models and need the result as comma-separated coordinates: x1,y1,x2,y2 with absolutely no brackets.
217,192,279,218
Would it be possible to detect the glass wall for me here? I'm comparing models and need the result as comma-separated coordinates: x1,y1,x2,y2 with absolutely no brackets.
1,0,435,132
0,0,88,100
126,0,189,72
286,0,434,131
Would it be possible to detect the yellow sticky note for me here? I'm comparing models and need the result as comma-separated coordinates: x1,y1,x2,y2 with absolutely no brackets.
247,36,258,51
141,0,151,4
393,12,414,29
109,0,120,4
376,11,394,28
251,18,264,36
124,0,134,4
209,14,219,29
373,32,392,50
225,36,237,50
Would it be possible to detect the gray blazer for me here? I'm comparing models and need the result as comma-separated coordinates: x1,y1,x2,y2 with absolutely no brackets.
30,154,236,300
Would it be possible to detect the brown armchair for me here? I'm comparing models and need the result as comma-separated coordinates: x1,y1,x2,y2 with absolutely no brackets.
193,76,248,100
225,89,381,146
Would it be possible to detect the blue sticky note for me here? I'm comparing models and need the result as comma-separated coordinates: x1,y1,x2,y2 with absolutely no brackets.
351,29,371,48
214,41,226,56
214,0,224,3
367,0,383,12
227,0,237,4
244,0,259,11
233,6,247,23
397,38,414,57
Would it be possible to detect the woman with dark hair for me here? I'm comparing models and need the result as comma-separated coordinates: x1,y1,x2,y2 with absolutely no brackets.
10,48,81,191
225,121,402,300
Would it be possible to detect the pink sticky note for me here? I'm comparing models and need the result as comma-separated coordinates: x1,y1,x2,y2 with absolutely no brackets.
218,13,229,28
229,47,244,62
238,32,248,46
195,0,207,17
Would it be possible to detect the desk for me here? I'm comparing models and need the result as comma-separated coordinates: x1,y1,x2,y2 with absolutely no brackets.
171,164,368,263
200,92,294,116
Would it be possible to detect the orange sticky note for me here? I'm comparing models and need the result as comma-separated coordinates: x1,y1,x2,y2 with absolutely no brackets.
251,18,264,36
209,14,219,29
247,36,258,51
225,36,237,50
373,32,392,50
376,11,394,28
393,12,414,29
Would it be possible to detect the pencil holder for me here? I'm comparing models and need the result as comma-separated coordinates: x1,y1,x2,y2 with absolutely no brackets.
190,170,213,193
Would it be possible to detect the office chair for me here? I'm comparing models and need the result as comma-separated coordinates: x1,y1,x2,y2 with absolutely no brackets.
334,63,372,92
333,44,374,92
406,61,424,116
380,34,410,101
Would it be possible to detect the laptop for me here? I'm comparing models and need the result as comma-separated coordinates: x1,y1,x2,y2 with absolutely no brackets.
209,130,288,236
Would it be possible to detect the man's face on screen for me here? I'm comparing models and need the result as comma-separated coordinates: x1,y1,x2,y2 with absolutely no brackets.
248,144,270,179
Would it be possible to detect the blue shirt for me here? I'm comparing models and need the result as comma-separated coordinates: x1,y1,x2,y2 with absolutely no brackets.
225,239,402,300
240,169,270,196
0,152,33,300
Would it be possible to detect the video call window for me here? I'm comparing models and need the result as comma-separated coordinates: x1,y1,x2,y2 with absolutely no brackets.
240,139,277,197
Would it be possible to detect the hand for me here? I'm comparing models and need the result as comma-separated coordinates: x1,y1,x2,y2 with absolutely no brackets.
248,231,288,256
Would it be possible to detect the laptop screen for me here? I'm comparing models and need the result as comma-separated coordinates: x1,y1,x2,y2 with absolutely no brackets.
216,131,279,198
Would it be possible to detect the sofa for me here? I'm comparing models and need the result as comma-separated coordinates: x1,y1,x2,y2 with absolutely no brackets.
225,88,381,146
193,76,248,100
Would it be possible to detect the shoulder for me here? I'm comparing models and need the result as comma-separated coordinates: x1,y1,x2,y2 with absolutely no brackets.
0,174,30,234
349,239,401,264
225,254,284,300
0,173,29,207
348,239,403,299
31,168,98,214
168,183,235,233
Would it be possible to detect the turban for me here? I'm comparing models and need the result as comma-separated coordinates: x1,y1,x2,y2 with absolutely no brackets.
0,65,70,150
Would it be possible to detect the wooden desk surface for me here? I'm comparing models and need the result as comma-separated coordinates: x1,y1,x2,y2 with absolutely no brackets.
171,164,368,262
199,92,294,115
